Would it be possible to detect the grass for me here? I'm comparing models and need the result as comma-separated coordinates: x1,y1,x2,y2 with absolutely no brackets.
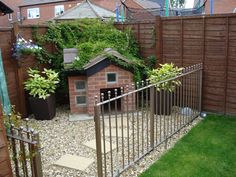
140,115,236,177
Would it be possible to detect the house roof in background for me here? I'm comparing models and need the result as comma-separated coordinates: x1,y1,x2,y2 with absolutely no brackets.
134,0,160,9
148,0,164,8
0,1,14,15
91,0,120,12
20,0,68,7
54,0,116,20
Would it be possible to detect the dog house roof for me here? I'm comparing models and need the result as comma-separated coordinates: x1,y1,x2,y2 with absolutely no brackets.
64,48,134,76
83,48,132,69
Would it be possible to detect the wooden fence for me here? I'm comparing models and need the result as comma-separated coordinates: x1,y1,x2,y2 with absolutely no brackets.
0,24,49,117
115,13,236,115
0,104,13,177
1,14,236,116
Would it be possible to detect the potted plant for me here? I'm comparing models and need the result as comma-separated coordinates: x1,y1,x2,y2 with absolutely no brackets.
148,63,183,115
12,35,42,67
24,68,60,120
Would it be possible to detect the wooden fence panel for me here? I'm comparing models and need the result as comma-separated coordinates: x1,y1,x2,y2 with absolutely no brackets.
2,16,236,115
117,14,236,115
115,21,156,59
0,104,13,177
0,28,19,112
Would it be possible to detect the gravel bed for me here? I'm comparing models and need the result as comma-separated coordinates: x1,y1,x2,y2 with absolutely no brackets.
27,106,202,177
28,106,97,177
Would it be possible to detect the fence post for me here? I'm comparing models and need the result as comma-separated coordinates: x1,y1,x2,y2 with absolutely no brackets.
94,105,103,177
32,132,43,177
150,86,155,149
156,16,163,65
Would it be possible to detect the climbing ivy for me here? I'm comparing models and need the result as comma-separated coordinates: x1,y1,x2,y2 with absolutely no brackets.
33,19,155,93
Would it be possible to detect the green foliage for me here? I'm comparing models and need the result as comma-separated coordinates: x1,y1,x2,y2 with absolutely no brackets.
148,63,183,92
140,114,236,177
24,68,60,99
37,19,143,81
146,55,157,70
3,106,21,133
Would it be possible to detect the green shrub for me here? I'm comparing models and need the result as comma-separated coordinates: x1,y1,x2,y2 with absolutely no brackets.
24,68,60,99
148,63,183,92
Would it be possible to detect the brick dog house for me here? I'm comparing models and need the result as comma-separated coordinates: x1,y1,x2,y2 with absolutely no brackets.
64,48,135,116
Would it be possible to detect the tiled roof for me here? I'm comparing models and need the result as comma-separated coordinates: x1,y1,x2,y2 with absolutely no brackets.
148,0,164,8
54,0,116,20
20,0,67,7
134,0,160,9
90,0,119,12
0,1,14,14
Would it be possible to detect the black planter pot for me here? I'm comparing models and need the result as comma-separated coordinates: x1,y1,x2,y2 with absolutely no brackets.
154,90,173,115
29,94,56,120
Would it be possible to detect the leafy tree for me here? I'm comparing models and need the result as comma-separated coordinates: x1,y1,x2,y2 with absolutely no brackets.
170,0,185,8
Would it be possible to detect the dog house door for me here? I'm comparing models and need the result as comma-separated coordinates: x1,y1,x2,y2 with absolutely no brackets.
100,88,121,113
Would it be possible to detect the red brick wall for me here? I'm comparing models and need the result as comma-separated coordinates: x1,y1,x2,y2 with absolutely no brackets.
0,0,23,27
68,64,135,115
87,64,135,116
20,0,81,25
205,0,236,14
68,76,87,114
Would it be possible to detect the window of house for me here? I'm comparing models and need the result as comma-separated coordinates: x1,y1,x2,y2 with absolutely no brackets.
55,5,64,17
27,8,40,19
8,14,12,21
75,80,86,91
76,96,86,105
234,8,236,13
107,73,117,83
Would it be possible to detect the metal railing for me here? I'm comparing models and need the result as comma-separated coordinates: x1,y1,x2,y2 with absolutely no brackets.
94,63,203,177
7,119,43,177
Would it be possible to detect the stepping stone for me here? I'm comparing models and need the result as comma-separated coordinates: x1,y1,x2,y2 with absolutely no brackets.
104,128,128,137
83,139,116,153
104,117,128,128
69,114,93,121
54,154,94,171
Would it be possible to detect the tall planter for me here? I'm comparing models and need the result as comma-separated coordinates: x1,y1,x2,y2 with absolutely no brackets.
29,94,56,120
154,90,172,115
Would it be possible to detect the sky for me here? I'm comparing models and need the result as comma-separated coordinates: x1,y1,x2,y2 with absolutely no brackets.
185,0,195,8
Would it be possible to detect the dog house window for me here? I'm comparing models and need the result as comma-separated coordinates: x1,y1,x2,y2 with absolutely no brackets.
76,96,86,105
75,80,86,91
107,73,117,83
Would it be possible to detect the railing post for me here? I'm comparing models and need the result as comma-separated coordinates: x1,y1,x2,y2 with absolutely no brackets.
94,104,103,177
199,64,203,113
32,132,43,177
150,86,155,149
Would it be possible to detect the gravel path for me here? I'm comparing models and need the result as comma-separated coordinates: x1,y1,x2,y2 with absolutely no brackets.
28,106,202,177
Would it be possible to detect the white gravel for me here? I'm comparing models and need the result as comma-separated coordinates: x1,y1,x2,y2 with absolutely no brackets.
27,106,202,177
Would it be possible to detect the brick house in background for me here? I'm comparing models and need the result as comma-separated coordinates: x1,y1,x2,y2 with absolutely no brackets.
0,0,22,27
19,0,82,25
19,0,160,25
64,48,135,116
194,0,236,14
204,0,236,14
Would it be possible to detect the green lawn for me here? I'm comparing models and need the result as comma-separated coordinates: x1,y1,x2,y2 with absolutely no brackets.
140,115,236,177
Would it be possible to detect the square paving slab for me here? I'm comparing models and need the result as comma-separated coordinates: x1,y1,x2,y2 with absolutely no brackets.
69,114,93,121
54,154,94,171
83,139,116,153
104,128,128,137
